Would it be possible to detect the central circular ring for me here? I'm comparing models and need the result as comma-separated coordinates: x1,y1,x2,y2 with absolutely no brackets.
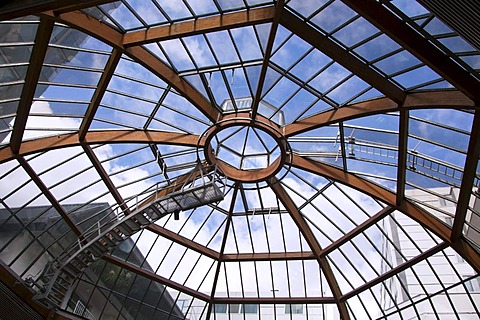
201,113,288,183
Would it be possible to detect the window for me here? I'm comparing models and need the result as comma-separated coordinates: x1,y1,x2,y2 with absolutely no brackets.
229,304,240,313
214,304,258,314
242,304,258,314
214,304,227,313
464,277,480,292
176,299,188,312
285,304,303,314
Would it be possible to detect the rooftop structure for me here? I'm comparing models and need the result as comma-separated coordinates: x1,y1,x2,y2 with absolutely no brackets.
0,0,480,319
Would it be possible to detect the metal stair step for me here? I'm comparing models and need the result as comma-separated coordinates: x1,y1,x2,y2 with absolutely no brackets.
108,230,124,241
64,261,82,274
44,293,62,306
87,243,104,257
143,208,154,220
150,204,166,218
78,250,95,261
115,224,134,236
53,280,70,291
91,241,109,253
123,219,141,231
99,234,117,247
64,263,82,276
134,213,150,225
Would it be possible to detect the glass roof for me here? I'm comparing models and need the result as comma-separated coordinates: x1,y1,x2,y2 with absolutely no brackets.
0,0,479,319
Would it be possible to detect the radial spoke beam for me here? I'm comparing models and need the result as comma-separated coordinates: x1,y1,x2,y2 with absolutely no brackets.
45,10,220,123
123,6,276,46
83,144,130,214
396,109,409,206
451,109,480,241
340,0,480,103
268,177,351,320
103,255,210,302
213,296,336,304
79,48,122,141
206,184,238,319
10,18,54,154
280,10,405,105
17,157,81,236
284,90,474,137
289,154,480,273
146,224,219,260
321,206,395,257
0,130,200,164
222,251,316,261
340,242,448,302
125,46,220,122
250,0,285,119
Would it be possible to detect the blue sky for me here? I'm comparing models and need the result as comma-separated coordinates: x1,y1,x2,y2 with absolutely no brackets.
1,1,479,318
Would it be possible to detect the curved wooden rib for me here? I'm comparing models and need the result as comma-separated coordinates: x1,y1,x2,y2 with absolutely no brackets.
340,0,480,103
10,18,54,154
281,10,406,105
123,6,276,46
451,110,480,241
285,90,475,137
146,224,219,260
43,10,220,123
0,130,201,164
103,255,210,302
268,177,351,320
289,154,480,273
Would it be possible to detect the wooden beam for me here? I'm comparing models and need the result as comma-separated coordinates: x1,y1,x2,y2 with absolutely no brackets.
206,184,238,319
280,9,405,105
340,242,448,302
45,10,220,123
451,109,480,241
0,0,116,20
396,109,409,206
402,90,475,109
285,97,397,137
250,0,285,119
213,296,336,304
222,251,316,261
123,6,276,46
83,144,129,214
103,255,210,302
0,130,201,164
17,157,81,236
321,206,395,257
10,18,54,154
126,45,221,123
145,224,219,261
268,177,351,320
284,90,474,137
340,0,480,103
289,154,480,273
79,48,122,141
128,226,319,264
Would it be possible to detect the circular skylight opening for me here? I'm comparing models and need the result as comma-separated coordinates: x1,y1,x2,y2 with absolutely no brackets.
211,125,281,170
202,115,288,183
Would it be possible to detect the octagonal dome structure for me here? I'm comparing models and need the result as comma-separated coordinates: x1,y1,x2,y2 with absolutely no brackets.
0,1,480,319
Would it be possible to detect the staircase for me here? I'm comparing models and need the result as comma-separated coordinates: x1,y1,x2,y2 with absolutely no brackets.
31,164,225,308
